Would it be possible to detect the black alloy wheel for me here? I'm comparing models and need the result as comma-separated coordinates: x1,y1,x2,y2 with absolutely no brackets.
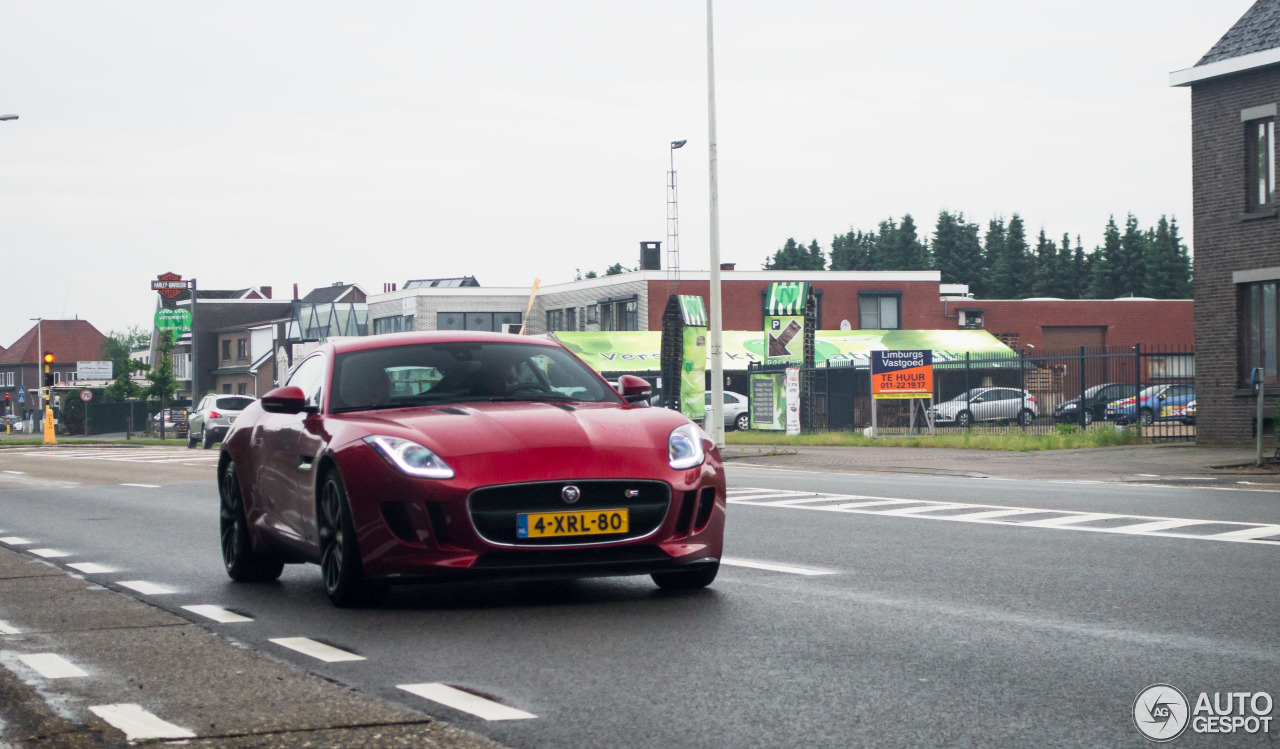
956,410,973,429
652,562,719,590
735,412,750,431
219,461,284,582
1139,408,1155,427
1017,409,1034,427
318,470,387,608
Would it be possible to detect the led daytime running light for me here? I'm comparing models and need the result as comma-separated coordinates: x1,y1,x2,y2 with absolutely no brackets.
363,435,455,479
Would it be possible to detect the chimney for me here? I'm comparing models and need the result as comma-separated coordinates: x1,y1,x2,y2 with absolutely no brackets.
639,241,661,271
260,286,272,299
293,283,299,300
720,262,735,271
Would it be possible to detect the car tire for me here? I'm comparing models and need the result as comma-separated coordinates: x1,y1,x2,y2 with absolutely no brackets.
220,461,284,583
956,410,973,429
735,413,750,431
1083,411,1093,427
187,429,197,449
1139,408,1154,427
319,470,387,608
651,562,719,591
202,428,214,450
1018,409,1034,427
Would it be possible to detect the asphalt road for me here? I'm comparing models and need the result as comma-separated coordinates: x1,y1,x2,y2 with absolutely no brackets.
1,446,1278,748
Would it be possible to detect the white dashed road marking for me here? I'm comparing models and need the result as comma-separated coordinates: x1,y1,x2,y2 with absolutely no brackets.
2,470,25,475
398,683,537,721
19,653,87,679
0,621,19,635
269,637,364,663
29,548,70,559
88,704,196,741
119,483,160,488
182,605,252,624
0,537,32,545
116,580,174,595
729,488,1280,545
66,562,115,574
722,558,836,576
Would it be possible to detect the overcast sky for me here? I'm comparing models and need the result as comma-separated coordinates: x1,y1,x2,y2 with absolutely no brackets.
0,1,1253,347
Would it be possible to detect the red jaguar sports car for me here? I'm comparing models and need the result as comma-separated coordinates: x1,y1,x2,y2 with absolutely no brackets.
217,331,726,606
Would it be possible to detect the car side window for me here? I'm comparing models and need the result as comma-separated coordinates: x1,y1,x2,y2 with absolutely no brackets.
724,393,738,404
287,355,327,409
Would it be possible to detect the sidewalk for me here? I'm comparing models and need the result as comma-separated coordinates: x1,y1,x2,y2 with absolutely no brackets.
0,547,504,748
722,442,1280,487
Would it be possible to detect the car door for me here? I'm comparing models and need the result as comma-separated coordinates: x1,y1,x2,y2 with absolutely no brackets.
254,354,326,546
288,359,331,544
992,389,1019,421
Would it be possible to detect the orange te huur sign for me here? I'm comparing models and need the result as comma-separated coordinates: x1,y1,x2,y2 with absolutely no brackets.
871,350,933,399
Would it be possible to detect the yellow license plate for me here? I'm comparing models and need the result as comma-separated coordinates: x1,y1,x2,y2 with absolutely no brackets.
517,508,629,539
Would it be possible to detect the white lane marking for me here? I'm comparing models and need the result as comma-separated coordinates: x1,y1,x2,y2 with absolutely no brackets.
877,503,969,516
731,487,1280,546
758,495,857,506
269,637,364,663
66,562,115,574
1021,513,1122,528
19,653,87,679
734,492,814,503
1211,525,1280,541
88,704,195,740
119,483,161,488
0,620,19,635
1112,519,1211,534
182,605,252,624
28,548,69,558
116,580,174,595
949,509,1044,522
397,683,536,721
0,537,32,545
1135,474,1160,478
721,557,836,576
2,470,25,474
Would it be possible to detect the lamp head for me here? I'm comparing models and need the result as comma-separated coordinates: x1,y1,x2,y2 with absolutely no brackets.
670,139,687,149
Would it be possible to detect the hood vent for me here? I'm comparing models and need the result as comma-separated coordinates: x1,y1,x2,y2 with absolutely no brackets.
436,407,468,415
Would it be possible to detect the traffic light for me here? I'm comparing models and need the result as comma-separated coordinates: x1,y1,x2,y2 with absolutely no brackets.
43,351,54,365
43,350,54,388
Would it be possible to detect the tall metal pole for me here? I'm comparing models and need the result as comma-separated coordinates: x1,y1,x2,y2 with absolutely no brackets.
190,278,198,401
706,0,725,447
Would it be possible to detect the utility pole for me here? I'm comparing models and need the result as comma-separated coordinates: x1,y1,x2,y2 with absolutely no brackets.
706,0,725,447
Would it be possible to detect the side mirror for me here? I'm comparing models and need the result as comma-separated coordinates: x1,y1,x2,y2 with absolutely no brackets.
617,375,652,404
261,386,314,414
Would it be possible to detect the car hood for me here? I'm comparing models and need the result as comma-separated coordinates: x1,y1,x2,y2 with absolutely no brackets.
331,401,698,478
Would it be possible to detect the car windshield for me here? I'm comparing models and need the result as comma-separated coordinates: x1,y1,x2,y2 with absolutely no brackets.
1138,385,1168,398
215,397,255,411
329,341,620,412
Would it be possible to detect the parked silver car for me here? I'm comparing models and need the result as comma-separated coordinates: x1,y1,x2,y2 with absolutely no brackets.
707,390,750,431
187,394,255,449
929,387,1038,428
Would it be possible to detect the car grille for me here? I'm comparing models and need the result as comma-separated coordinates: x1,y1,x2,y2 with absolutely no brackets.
468,480,670,546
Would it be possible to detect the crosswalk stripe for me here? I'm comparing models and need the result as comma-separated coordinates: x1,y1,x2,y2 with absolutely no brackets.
949,509,1043,521
397,683,536,721
1111,519,1209,534
88,704,195,741
1209,525,1280,541
1021,513,1120,528
877,503,969,516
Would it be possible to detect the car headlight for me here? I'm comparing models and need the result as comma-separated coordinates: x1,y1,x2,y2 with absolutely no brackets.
668,423,706,470
1061,403,1076,410
363,435,455,479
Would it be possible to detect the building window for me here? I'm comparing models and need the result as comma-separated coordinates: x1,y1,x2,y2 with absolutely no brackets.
596,296,638,331
858,293,900,329
173,353,190,381
373,315,414,334
565,307,576,331
237,383,247,395
620,300,638,331
221,340,231,361
53,372,62,385
437,312,521,332
1247,116,1276,211
437,312,465,330
494,312,522,333
222,384,232,394
586,305,599,324
5,372,12,386
1242,281,1280,383
237,338,248,360
546,309,563,332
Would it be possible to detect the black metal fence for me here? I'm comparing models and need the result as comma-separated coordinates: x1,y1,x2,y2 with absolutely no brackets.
753,345,1195,439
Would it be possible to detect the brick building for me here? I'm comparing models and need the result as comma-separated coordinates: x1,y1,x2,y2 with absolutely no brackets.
1172,0,1280,442
0,320,109,418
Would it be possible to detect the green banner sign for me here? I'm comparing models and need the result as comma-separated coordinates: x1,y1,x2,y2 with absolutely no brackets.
154,307,192,337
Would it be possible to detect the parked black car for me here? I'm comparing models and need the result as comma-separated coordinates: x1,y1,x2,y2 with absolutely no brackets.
1051,382,1138,425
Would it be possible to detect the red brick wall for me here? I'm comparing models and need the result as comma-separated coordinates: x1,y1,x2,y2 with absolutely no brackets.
647,279,953,330
977,300,1194,352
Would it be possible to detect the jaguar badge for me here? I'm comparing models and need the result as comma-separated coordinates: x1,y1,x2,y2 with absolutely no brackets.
561,485,581,504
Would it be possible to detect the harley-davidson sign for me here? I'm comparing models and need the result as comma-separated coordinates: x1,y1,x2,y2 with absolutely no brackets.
151,272,189,299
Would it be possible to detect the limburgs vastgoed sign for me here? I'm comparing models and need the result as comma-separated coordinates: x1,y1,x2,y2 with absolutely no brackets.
677,295,707,421
871,350,933,400
764,282,808,366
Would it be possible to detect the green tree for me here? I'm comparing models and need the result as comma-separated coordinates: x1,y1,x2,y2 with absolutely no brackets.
605,263,628,276
1071,236,1088,298
830,229,875,270
931,211,960,282
873,219,900,270
896,214,929,270
101,326,150,401
146,330,180,439
1031,228,1057,297
1117,213,1147,296
1168,217,1193,297
1087,217,1122,298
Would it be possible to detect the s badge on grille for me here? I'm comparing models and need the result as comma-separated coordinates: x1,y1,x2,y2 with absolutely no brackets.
561,485,581,504
625,489,640,498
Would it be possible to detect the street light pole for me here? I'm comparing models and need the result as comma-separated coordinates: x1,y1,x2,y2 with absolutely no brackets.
29,317,42,418
706,0,725,448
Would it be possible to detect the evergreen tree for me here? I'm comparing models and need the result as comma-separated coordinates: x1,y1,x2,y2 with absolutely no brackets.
897,214,929,270
989,215,1027,298
1087,217,1122,298
1031,228,1057,297
982,218,1006,296
830,229,875,270
1071,236,1087,299
873,218,900,271
1117,213,1147,296
1055,233,1074,297
806,239,826,270
1168,217,1193,297
932,211,961,283
956,219,986,297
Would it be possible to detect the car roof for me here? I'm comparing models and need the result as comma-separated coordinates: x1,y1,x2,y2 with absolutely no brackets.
325,330,563,356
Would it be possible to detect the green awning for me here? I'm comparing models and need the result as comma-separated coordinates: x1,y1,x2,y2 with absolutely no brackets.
554,329,1014,373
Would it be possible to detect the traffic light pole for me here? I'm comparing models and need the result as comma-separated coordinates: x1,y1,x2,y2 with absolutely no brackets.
42,351,56,444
